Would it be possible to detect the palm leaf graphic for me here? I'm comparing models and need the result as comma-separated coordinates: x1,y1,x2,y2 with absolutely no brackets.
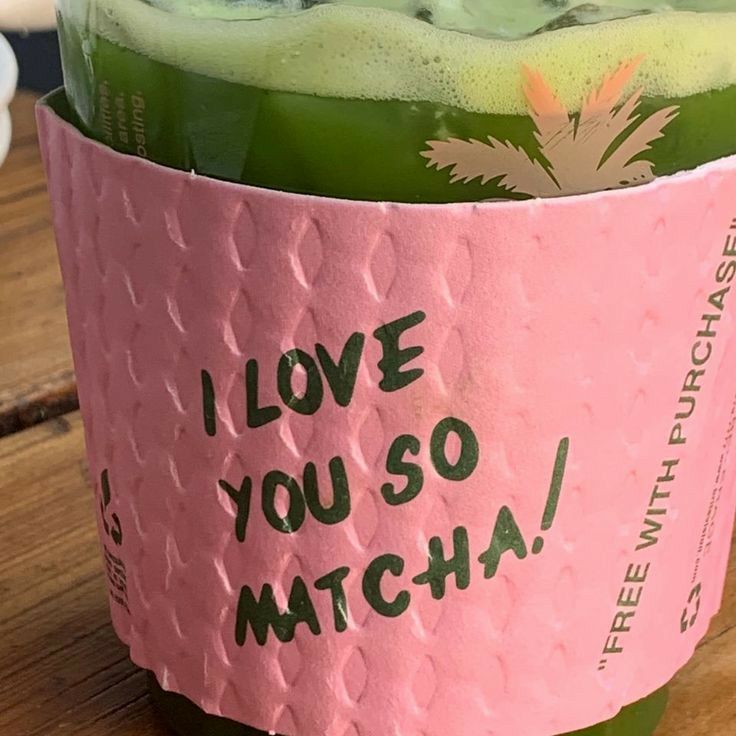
580,55,644,121
422,57,679,198
522,65,570,150
421,136,560,196
597,104,680,188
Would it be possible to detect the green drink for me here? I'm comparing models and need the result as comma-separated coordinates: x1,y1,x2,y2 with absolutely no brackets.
57,0,736,202
53,1,735,734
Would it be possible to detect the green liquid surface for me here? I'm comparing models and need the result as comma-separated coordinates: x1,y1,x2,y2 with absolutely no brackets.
58,18,736,202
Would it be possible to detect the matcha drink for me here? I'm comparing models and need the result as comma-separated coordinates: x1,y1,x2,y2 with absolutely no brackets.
57,1,736,201
54,1,735,734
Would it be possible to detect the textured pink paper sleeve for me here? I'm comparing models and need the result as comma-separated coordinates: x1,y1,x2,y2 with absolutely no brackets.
38,102,736,736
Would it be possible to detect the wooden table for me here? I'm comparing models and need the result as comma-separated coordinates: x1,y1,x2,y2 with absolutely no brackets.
1,90,735,736
0,91,77,437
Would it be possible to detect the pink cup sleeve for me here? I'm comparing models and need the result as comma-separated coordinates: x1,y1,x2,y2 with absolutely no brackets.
37,101,736,736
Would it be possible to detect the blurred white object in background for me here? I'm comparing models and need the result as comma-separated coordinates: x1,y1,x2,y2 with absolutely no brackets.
0,0,56,31
0,33,18,167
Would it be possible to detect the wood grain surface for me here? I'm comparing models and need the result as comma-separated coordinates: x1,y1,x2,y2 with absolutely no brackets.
0,412,733,735
0,413,166,736
0,91,77,437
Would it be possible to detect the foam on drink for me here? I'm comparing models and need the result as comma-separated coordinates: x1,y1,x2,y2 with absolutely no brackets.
58,0,736,114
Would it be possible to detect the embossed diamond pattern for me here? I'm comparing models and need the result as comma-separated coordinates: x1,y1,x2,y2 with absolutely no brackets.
38,105,736,736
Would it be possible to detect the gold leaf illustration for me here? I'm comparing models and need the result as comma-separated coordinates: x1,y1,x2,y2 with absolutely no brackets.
421,57,680,198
